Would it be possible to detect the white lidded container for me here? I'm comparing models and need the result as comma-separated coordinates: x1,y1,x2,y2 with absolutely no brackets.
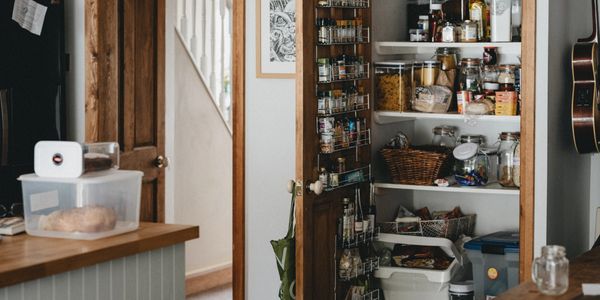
34,141,120,178
374,234,468,300
19,170,142,240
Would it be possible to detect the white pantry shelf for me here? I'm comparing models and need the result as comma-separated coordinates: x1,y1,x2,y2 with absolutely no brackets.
374,111,521,124
375,182,520,196
375,41,522,56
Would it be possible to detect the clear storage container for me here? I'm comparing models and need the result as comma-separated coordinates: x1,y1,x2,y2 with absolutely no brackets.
19,170,142,240
34,141,120,178
375,61,414,112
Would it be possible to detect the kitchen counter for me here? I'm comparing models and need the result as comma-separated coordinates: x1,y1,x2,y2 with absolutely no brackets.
497,246,600,299
0,222,199,299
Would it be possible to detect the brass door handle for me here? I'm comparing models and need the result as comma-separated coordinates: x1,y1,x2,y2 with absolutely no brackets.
154,155,169,168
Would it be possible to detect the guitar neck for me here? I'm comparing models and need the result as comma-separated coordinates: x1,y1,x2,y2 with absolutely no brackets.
580,0,600,43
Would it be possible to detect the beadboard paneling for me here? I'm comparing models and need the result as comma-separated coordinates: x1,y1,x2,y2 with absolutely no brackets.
0,244,185,300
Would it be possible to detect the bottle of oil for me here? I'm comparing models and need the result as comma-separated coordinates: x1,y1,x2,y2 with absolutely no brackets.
469,0,488,41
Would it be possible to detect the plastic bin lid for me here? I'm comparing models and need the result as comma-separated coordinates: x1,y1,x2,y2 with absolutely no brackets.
464,231,520,254
18,170,143,184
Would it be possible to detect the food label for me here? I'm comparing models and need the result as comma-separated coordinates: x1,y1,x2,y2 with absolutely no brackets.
495,91,518,115
487,267,499,280
442,27,456,42
457,91,472,114
30,190,59,212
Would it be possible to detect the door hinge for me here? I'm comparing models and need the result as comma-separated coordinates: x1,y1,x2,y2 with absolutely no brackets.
295,180,303,197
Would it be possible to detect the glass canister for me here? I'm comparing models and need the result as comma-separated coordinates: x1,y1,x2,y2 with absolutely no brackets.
497,132,520,187
460,20,478,42
375,61,414,112
441,21,458,42
453,142,489,186
459,58,483,92
435,47,460,71
432,126,458,148
421,61,441,86
532,245,569,296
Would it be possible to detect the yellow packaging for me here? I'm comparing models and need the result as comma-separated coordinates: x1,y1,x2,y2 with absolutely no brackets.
495,91,518,115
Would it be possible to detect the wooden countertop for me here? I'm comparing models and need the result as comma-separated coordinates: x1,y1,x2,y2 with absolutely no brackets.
0,222,199,288
497,246,600,299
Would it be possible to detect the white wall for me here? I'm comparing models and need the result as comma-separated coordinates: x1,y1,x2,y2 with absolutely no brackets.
64,0,85,142
172,35,233,275
245,0,296,298
540,1,595,258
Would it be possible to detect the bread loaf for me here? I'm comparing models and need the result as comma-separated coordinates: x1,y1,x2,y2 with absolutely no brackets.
39,206,117,233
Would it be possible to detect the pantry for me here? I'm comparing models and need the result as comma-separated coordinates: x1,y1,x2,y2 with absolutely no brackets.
294,0,535,299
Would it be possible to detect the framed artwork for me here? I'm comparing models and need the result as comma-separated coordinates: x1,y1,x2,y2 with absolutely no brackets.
256,0,296,78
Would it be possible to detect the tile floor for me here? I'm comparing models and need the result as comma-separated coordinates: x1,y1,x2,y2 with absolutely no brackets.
187,284,233,300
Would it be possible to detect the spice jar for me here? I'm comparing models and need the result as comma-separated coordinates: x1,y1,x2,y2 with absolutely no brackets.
497,132,520,187
319,167,329,188
418,15,430,34
460,20,478,42
337,157,347,173
453,142,490,186
449,281,475,300
435,47,459,71
482,65,499,97
421,61,441,86
375,61,414,112
321,133,334,153
409,29,428,42
441,21,458,42
318,58,331,83
432,125,458,148
495,65,518,116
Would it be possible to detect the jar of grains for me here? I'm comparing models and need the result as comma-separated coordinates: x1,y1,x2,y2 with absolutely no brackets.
374,61,414,112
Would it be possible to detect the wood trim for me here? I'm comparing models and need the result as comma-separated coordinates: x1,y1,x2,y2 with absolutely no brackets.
156,0,166,223
520,0,536,283
255,0,295,79
185,266,233,296
0,223,199,288
232,0,246,298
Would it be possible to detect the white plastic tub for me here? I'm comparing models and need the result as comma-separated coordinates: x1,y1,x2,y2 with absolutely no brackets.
19,170,142,240
374,234,467,300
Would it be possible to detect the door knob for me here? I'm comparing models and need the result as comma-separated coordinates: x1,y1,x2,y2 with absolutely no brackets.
154,155,169,168
308,180,324,195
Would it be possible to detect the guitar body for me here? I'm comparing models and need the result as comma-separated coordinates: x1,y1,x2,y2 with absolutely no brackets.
572,42,600,153
572,0,600,154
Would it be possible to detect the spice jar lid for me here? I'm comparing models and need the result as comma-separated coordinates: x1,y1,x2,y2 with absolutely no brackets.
433,125,457,136
453,143,478,161
337,157,346,162
435,47,460,55
498,64,516,70
450,281,475,293
500,132,520,141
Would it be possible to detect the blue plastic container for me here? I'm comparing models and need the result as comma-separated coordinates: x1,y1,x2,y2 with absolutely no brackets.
464,231,519,300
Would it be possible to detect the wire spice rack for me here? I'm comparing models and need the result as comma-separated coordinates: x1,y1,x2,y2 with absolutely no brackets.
318,94,370,117
318,63,370,84
339,257,380,281
317,0,370,8
338,226,380,249
320,129,371,154
318,27,370,45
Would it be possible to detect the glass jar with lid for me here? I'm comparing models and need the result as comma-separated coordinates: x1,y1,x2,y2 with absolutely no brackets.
459,58,482,93
435,47,460,71
460,20,478,42
458,134,485,145
432,126,458,148
421,60,441,86
441,21,458,42
497,132,520,187
483,65,500,96
375,61,414,112
453,143,490,186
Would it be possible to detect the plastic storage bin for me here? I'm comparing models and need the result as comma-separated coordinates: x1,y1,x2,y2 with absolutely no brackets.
374,234,468,300
35,141,120,178
19,170,142,240
464,231,519,300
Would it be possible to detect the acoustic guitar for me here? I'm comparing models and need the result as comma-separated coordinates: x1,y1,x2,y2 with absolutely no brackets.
572,0,600,153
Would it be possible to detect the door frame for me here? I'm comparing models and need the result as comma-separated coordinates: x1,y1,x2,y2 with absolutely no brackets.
232,0,246,298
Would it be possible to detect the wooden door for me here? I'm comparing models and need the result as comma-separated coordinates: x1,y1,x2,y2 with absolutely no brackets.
296,1,373,299
85,0,166,222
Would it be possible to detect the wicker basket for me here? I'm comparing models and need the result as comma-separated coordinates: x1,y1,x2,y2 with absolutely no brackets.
379,215,476,241
380,146,454,185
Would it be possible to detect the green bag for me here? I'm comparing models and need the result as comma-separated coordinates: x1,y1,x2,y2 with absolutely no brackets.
270,185,296,300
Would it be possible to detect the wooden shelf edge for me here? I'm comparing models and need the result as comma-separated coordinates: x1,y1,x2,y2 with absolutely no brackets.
375,182,520,195
0,222,199,288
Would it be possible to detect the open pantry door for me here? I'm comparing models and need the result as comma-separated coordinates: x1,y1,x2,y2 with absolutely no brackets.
295,0,374,299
